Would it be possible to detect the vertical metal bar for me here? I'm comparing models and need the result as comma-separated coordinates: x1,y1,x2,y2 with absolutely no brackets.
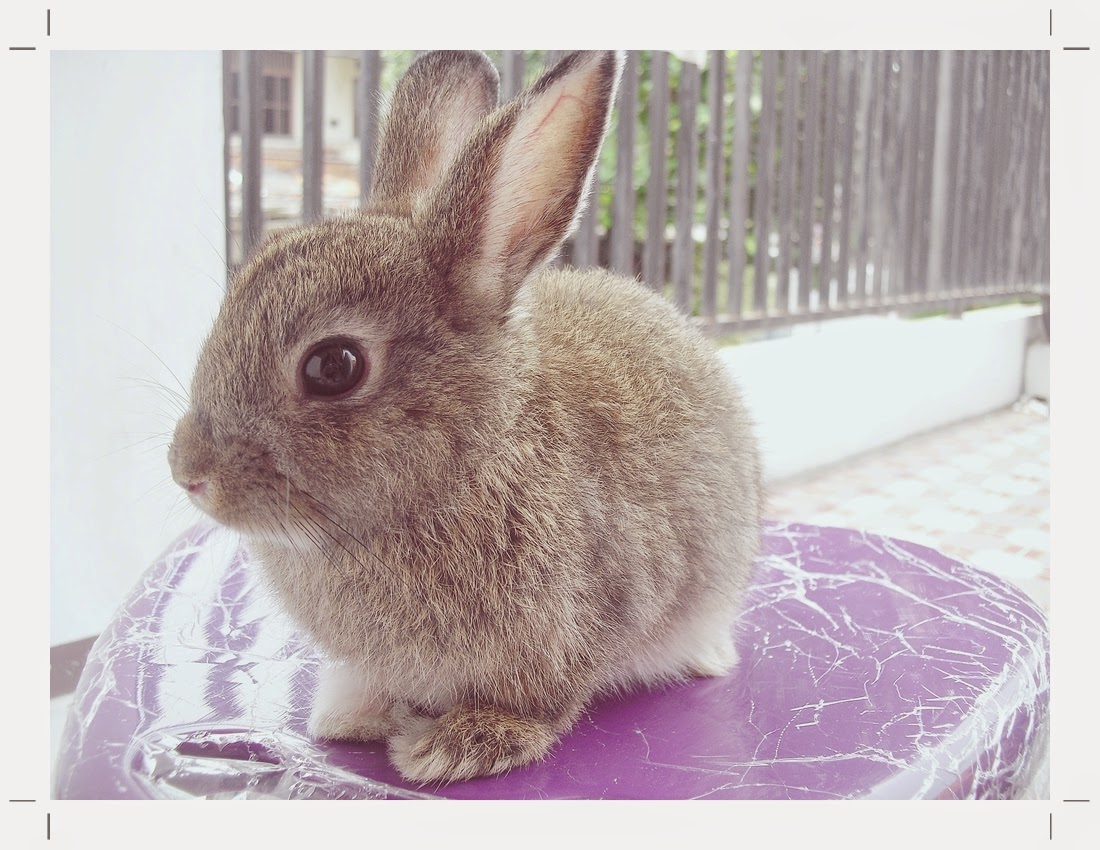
643,50,670,290
817,51,840,309
1016,51,1034,287
611,52,639,277
1005,52,1032,289
1005,52,1028,290
897,51,923,297
853,51,878,303
1004,52,1023,289
995,51,1011,289
976,52,1002,290
948,51,973,293
914,50,939,296
752,51,778,315
672,56,701,313
1015,50,1036,289
775,51,799,314
570,51,599,267
961,53,986,293
1002,52,1019,289
987,51,1011,292
1001,52,1018,290
884,51,905,299
1021,52,1044,287
302,50,326,224
1021,51,1037,286
796,51,821,312
727,50,753,318
940,51,964,292
573,184,600,267
975,51,995,291
1039,51,1049,286
501,50,525,101
974,52,994,292
835,52,860,305
358,51,382,205
862,53,885,302
239,50,263,258
988,52,1007,290
872,52,896,301
701,50,726,320
1017,49,1034,288
970,50,991,291
904,51,926,297
1024,52,1037,286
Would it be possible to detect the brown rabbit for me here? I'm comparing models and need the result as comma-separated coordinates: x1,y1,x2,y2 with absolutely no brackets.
168,50,762,784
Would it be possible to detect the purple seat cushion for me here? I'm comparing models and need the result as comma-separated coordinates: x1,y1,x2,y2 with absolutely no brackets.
55,521,1049,799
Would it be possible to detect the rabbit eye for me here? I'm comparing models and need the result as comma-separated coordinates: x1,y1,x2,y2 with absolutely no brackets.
301,340,366,398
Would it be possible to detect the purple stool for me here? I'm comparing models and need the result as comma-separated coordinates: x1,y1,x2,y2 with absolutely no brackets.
55,521,1049,799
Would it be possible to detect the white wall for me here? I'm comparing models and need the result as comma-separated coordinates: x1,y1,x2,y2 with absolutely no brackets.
51,52,226,645
720,305,1036,484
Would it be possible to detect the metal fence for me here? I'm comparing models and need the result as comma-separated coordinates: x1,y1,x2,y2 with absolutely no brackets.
225,50,1049,334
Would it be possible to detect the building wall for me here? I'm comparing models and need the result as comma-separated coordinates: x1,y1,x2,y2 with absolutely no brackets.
324,54,360,149
283,51,360,149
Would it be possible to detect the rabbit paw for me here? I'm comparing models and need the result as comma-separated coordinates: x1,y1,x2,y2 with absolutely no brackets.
388,705,557,784
685,633,739,677
309,698,397,742
308,665,397,742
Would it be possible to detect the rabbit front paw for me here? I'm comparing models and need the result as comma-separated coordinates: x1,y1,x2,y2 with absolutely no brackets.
307,664,397,742
308,696,398,742
388,705,557,784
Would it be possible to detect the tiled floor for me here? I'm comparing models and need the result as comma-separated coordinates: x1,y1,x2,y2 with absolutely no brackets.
766,399,1050,613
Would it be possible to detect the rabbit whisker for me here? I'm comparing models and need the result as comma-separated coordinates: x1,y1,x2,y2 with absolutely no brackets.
99,314,190,396
288,512,356,586
117,372,190,403
196,189,242,260
294,489,392,571
94,432,174,462
138,440,173,458
294,507,374,581
160,491,194,537
257,482,363,585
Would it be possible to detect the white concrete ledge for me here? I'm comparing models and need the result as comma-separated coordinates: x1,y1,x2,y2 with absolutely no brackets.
1025,342,1050,401
718,305,1040,483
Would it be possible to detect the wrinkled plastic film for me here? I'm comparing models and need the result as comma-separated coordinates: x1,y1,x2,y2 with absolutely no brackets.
55,521,1049,800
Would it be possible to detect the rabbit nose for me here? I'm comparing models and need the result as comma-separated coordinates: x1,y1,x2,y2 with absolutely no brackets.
168,448,209,496
183,478,209,496
168,431,212,497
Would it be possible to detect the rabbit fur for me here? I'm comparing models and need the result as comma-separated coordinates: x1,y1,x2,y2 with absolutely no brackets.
169,50,762,784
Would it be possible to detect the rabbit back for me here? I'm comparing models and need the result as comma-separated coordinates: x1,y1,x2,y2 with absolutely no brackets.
523,264,762,687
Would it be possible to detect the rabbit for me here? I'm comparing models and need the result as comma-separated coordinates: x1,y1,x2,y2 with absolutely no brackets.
168,49,762,785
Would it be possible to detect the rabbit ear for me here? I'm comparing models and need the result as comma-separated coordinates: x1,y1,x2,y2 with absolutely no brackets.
428,51,623,318
370,51,499,212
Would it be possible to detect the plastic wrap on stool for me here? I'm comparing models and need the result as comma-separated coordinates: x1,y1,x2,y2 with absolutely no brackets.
55,521,1049,800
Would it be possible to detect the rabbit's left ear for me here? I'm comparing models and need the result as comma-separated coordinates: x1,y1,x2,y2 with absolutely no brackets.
427,51,623,317
370,51,499,213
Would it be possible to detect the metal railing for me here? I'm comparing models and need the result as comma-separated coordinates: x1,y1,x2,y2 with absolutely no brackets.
225,50,1049,334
